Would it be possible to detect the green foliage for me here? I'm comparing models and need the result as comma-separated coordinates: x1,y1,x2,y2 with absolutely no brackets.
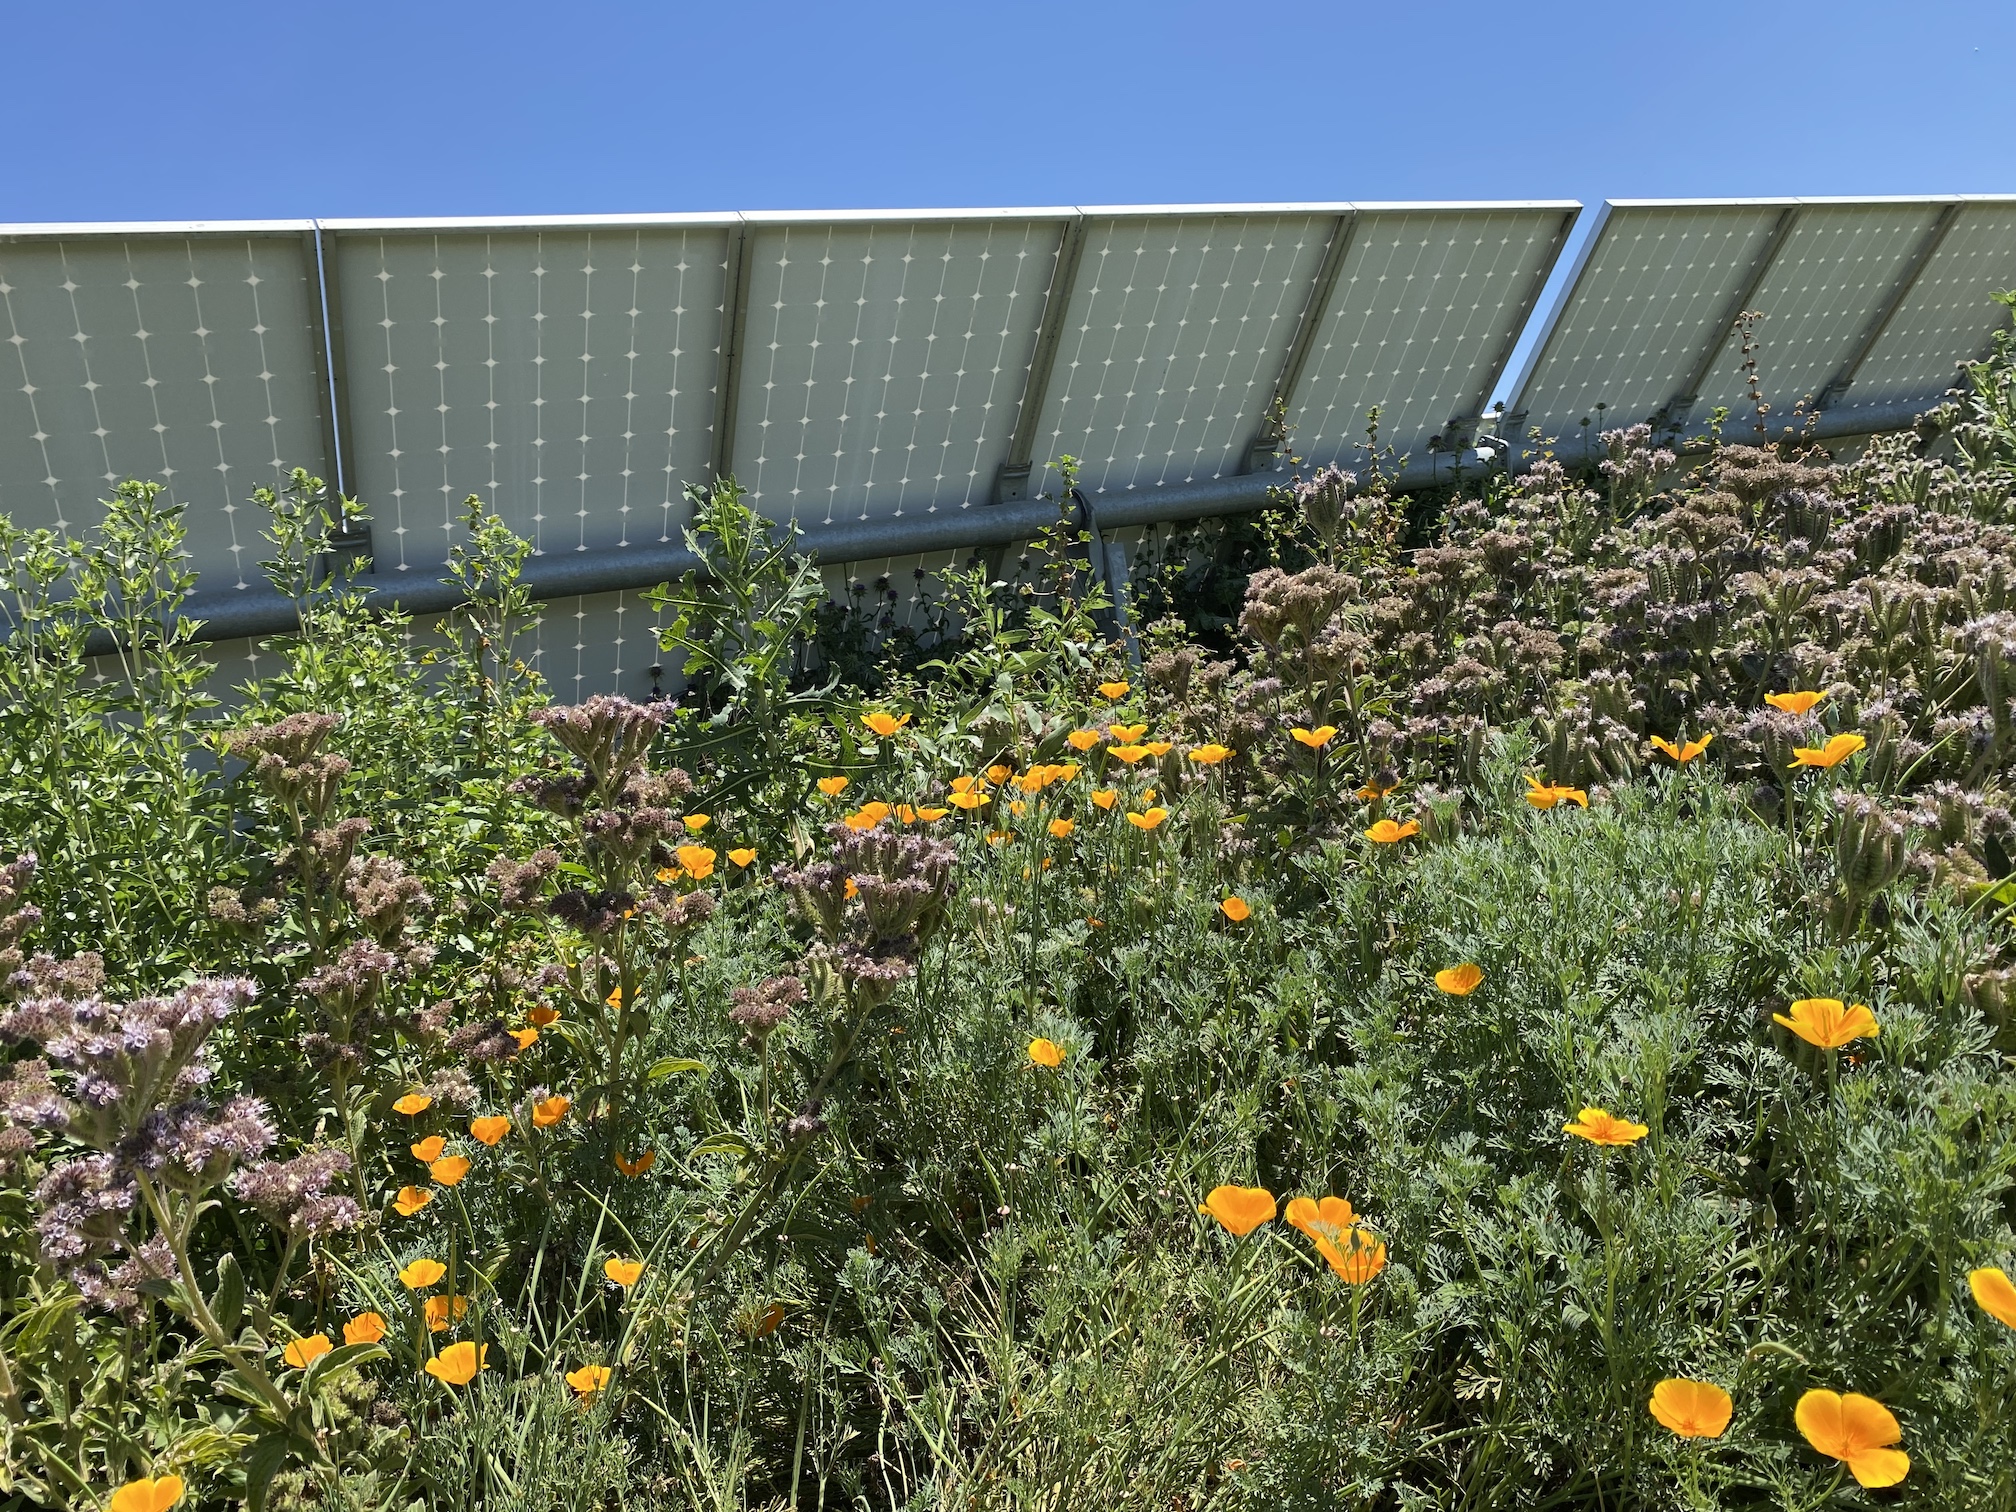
4,323,2016,1511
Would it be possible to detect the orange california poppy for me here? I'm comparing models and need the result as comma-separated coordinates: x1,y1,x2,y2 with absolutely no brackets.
728,847,758,867
1053,761,1081,781
393,1093,432,1116
528,1004,560,1027
1794,1389,1909,1488
1188,744,1233,765
818,775,850,797
1969,1267,2016,1329
1648,1378,1733,1439
1650,733,1713,763
1220,897,1251,922
1108,724,1148,744
986,830,1012,846
1524,774,1590,809
1143,740,1173,758
1563,1108,1649,1146
1790,732,1866,769
1435,963,1484,996
511,1027,539,1050
1048,818,1075,839
1330,1228,1388,1283
532,1095,571,1128
917,806,950,822
1290,726,1337,749
605,985,625,1009
1128,807,1169,831
862,711,910,738
344,1311,387,1346
844,877,860,897
1098,681,1130,699
399,1257,447,1290
1090,789,1119,810
1364,819,1420,843
1198,1185,1277,1236
1027,1037,1065,1068
1284,1194,1355,1240
950,774,983,793
393,1185,434,1217
654,866,680,885
283,1333,332,1368
604,1257,645,1287
676,844,718,879
987,764,1014,786
424,1341,488,1386
424,1294,469,1332
1007,800,1027,817
410,1135,446,1163
683,815,711,832
1773,997,1879,1049
1067,728,1102,751
1109,744,1150,765
470,1115,511,1147
566,1363,612,1399
1765,690,1825,715
429,1155,472,1187
108,1478,184,1512
1356,780,1398,800
948,790,989,810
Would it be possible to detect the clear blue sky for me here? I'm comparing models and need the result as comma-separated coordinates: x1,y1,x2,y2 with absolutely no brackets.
3,1,2010,224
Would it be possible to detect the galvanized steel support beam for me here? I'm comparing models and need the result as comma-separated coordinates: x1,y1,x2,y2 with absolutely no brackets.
1815,201,1963,409
993,214,1087,503
305,224,370,567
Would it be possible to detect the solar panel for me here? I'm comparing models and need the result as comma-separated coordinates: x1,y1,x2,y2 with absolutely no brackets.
323,217,736,573
1835,198,2016,421
1510,200,1797,447
1510,196,2016,451
731,213,1066,529
0,223,331,585
1030,207,1342,499
1285,202,1575,473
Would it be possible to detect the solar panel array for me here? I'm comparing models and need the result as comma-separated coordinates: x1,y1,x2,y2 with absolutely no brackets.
1507,196,2016,455
5,196,2014,693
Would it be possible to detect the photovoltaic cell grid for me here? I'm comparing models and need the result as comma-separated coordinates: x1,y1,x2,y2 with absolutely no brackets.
1839,201,2016,418
331,226,731,573
1513,203,1794,437
1512,197,2016,443
735,219,1060,525
1287,205,1570,469
0,229,329,584
1032,211,1334,498
1687,202,1940,421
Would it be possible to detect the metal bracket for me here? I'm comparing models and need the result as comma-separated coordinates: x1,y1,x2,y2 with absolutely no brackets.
1243,210,1357,474
993,214,1087,503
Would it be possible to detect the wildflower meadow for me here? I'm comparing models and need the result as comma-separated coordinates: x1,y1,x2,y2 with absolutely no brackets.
3,305,2016,1511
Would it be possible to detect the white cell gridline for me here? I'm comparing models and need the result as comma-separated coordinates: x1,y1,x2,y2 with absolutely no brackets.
332,226,731,573
0,231,328,584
